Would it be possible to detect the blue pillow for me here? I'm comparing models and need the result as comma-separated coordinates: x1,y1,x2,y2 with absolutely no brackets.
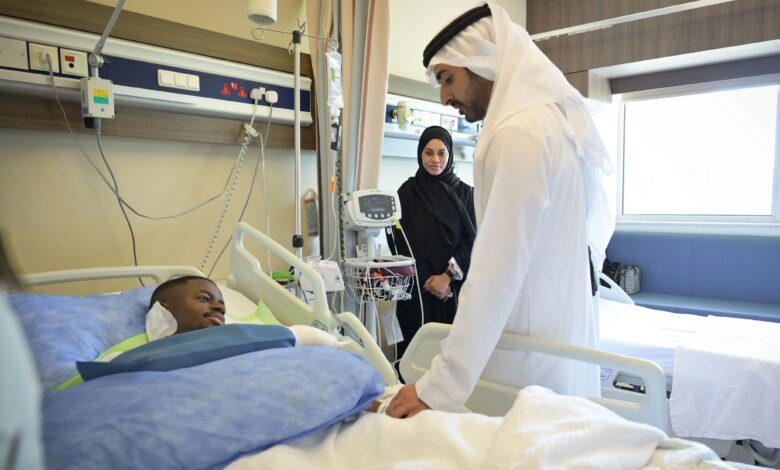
9,286,155,389
44,347,384,470
77,324,296,381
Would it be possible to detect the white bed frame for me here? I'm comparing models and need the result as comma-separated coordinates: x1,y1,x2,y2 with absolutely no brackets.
22,221,670,433
400,323,670,433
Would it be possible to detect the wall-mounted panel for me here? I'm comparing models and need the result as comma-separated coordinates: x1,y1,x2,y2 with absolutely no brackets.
0,0,316,149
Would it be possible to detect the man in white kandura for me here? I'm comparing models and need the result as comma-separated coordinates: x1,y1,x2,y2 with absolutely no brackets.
387,3,615,418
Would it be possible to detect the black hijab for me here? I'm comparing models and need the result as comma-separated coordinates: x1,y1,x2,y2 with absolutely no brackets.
415,126,458,185
397,126,477,272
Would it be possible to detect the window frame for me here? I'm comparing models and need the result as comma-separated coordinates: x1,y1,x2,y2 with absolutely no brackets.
614,73,780,236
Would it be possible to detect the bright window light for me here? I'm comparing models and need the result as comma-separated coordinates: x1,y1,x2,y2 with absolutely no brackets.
622,84,778,216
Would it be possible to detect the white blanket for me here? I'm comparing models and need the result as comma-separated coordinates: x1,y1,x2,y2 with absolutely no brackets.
670,316,780,447
228,386,669,469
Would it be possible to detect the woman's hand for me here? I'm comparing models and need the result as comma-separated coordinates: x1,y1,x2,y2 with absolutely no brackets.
424,273,452,300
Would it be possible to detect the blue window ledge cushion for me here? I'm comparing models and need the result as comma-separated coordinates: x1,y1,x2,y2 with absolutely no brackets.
43,346,384,470
9,285,156,389
77,324,296,381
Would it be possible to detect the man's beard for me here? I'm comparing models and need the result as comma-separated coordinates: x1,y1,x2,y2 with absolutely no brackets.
463,73,492,122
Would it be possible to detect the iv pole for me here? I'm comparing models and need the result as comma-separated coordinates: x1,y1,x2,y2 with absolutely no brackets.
251,24,336,260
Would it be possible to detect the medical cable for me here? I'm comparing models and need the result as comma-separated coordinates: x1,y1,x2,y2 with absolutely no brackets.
206,106,275,278
334,128,346,313
323,116,341,262
45,56,243,222
47,55,149,284
390,302,400,366
361,259,383,352
199,98,262,272
396,222,426,330
96,133,145,286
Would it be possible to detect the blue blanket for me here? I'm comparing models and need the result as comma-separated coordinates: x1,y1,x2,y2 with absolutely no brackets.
77,324,296,381
44,346,384,469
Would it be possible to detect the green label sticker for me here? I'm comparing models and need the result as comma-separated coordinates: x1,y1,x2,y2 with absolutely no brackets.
93,96,109,104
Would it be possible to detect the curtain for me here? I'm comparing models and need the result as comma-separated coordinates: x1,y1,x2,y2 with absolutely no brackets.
351,0,389,190
306,0,390,258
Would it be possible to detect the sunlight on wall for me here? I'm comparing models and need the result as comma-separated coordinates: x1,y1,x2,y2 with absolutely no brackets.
388,0,526,82
87,0,309,52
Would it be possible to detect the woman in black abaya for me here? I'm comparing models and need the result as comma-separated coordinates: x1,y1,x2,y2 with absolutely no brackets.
388,126,477,367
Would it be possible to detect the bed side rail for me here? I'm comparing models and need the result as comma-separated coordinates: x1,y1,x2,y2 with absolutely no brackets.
228,222,333,331
400,323,669,432
22,266,203,287
228,222,398,386
333,311,399,386
599,273,635,304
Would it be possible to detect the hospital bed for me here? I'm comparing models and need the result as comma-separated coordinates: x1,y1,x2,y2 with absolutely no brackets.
598,276,780,463
10,222,760,469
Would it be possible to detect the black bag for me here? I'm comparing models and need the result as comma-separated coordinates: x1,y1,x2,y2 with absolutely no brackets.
602,259,642,295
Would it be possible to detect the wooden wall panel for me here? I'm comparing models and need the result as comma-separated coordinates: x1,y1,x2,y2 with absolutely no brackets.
0,0,315,149
527,0,780,75
527,0,690,34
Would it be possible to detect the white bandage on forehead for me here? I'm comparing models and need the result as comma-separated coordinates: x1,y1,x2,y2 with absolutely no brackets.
146,301,178,341
425,15,497,86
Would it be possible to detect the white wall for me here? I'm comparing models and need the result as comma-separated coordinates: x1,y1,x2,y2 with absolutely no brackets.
87,0,309,52
388,0,526,82
0,129,317,294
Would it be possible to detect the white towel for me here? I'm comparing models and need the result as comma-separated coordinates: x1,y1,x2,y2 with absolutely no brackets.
670,316,780,447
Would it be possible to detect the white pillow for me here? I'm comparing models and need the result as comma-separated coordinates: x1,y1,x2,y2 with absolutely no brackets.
217,285,258,319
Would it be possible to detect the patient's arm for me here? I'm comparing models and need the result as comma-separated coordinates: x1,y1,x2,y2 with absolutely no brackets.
365,400,381,413
364,384,404,414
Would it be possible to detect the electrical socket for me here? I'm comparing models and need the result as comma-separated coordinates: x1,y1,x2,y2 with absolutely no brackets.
28,43,59,73
250,87,265,101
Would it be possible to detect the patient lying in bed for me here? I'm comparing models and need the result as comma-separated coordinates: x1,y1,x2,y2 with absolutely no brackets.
151,276,394,413
146,275,226,338
57,276,339,389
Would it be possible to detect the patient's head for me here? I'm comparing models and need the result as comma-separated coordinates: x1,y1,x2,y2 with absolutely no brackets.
149,276,225,334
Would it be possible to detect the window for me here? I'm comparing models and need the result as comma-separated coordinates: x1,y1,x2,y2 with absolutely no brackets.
617,77,780,232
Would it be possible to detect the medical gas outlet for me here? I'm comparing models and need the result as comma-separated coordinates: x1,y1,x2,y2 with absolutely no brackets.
60,49,88,77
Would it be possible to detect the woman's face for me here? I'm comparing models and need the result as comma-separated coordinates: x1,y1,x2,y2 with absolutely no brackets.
421,138,449,176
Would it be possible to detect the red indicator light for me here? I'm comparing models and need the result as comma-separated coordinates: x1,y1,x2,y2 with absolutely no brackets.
64,55,75,62
230,82,238,90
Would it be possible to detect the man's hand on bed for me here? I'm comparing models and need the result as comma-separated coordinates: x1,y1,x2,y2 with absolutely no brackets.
386,384,430,418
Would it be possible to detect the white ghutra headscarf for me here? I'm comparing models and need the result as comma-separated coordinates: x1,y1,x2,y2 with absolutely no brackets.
425,3,615,267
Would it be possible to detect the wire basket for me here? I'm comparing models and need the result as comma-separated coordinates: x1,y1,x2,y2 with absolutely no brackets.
343,255,416,302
